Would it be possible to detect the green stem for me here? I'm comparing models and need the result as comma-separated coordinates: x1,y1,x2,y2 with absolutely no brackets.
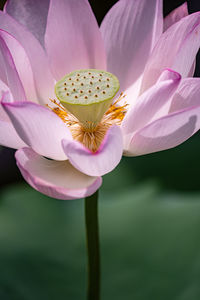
85,190,100,300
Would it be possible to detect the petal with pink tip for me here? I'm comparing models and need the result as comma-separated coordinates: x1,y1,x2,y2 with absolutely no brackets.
0,29,38,102
100,0,163,91
2,101,72,160
15,147,102,200
45,0,106,80
0,34,26,101
164,2,188,31
5,0,50,46
122,69,181,136
62,126,123,177
0,11,54,102
141,12,200,93
125,106,200,156
170,78,200,113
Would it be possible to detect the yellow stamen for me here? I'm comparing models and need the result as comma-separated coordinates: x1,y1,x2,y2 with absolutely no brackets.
47,93,128,152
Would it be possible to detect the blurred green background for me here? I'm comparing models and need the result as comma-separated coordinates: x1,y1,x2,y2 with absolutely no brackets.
1,0,200,299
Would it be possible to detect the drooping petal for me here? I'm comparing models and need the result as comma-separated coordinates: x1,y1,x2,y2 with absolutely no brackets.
62,126,123,177
164,2,188,31
5,0,50,46
0,29,38,102
15,147,102,200
0,11,54,102
141,12,200,93
125,106,200,156
122,69,181,137
0,91,26,148
45,0,106,80
170,78,200,113
0,33,26,101
2,101,72,160
100,0,163,91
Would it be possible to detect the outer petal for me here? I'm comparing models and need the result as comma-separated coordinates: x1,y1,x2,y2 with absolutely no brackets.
0,33,26,101
62,126,123,177
0,11,54,102
0,29,38,102
2,101,72,160
125,106,200,156
170,78,200,113
164,2,188,31
0,91,26,149
122,69,181,136
5,0,50,46
141,12,200,93
100,0,163,91
15,147,102,200
45,0,106,80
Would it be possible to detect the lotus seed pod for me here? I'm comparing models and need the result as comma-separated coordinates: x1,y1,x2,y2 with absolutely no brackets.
55,69,120,130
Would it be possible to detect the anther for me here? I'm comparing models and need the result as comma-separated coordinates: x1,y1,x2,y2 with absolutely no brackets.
107,84,110,88
95,95,98,98
73,88,76,92
81,83,84,86
85,96,88,99
88,72,91,75
64,88,67,91
66,93,69,96
99,79,102,82
74,95,78,99
88,90,92,93
72,83,74,86
76,78,79,81
69,78,71,81
107,78,110,81
90,81,93,85
102,91,106,94
96,87,100,90
64,83,67,86
80,90,83,94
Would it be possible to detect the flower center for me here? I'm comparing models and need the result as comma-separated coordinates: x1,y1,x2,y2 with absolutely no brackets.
48,69,128,152
55,69,120,130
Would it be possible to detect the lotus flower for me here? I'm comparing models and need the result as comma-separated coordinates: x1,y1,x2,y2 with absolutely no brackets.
0,0,200,200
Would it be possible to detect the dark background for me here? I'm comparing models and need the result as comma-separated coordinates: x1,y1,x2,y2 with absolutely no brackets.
1,1,200,300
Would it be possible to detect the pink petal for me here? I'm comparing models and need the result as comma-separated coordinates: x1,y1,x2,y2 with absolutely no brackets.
0,11,54,102
45,0,106,80
0,84,12,122
164,2,188,31
122,69,181,137
5,0,50,46
15,147,102,200
170,78,200,113
0,91,26,149
0,33,26,101
0,120,26,149
2,101,72,160
0,29,38,102
125,106,200,156
100,0,163,91
141,12,200,93
62,126,123,176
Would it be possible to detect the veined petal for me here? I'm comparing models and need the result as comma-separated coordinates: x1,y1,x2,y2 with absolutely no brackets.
2,101,72,160
5,0,50,46
45,0,106,80
0,91,26,148
100,0,163,91
141,12,200,93
62,126,123,177
0,11,54,103
164,2,188,31
0,29,38,102
170,78,200,113
125,106,200,156
0,33,26,101
122,69,181,136
16,147,102,200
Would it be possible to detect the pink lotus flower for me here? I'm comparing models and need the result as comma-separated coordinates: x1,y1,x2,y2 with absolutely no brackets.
0,0,200,200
